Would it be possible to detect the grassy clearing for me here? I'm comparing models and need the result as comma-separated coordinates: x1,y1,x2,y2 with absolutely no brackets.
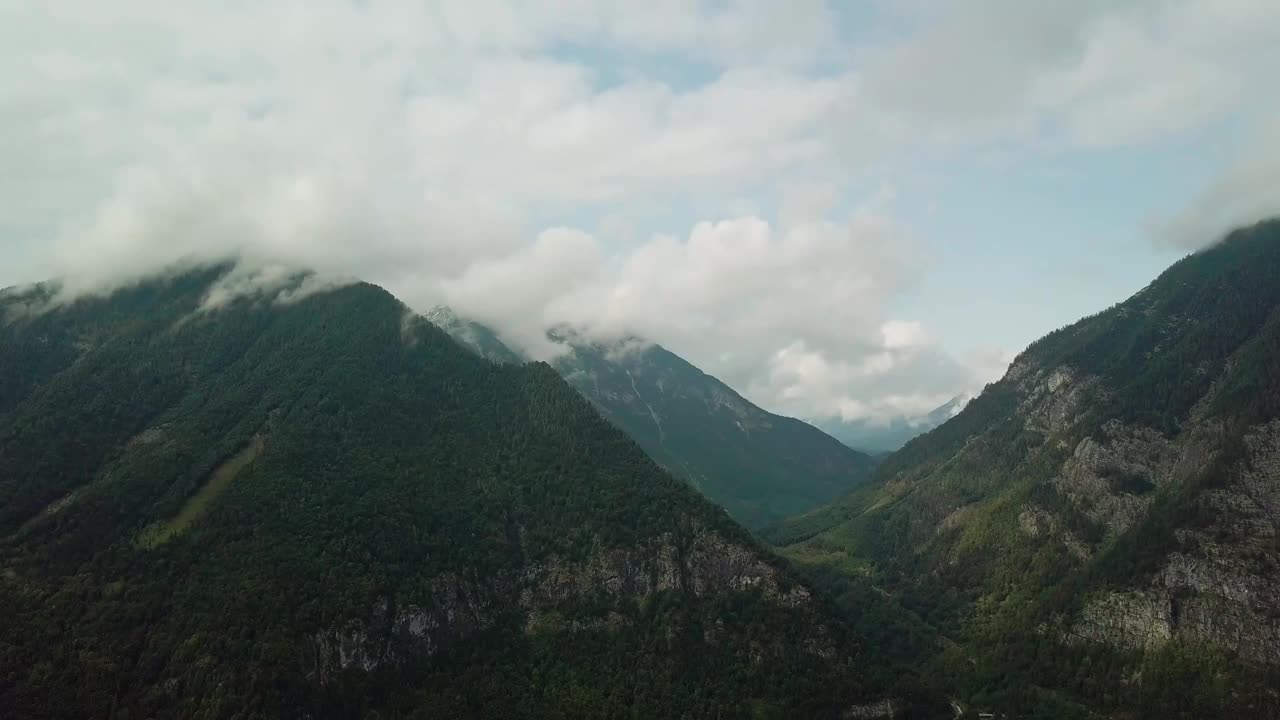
138,435,265,549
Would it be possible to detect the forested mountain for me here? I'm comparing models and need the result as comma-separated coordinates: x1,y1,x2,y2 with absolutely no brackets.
423,306,525,366
555,334,878,529
767,220,1280,718
428,310,875,529
0,267,941,719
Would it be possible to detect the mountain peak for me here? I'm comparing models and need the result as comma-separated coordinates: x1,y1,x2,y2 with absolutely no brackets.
0,268,926,717
770,218,1280,717
431,308,875,528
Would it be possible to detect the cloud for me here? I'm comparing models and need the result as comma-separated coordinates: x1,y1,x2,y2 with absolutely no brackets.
441,228,605,360
195,263,355,312
6,2,857,291
1153,117,1280,251
881,320,927,351
439,207,990,422
759,330,984,424
2,0,1275,424
861,0,1280,148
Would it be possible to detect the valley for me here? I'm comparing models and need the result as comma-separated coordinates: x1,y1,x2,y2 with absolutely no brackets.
6,5,1277,717
1,225,1277,719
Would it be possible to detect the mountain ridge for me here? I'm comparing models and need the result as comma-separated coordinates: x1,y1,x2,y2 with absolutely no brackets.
0,266,940,718
427,308,877,528
768,219,1280,718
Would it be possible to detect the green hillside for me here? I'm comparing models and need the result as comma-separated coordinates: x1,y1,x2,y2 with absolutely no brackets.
430,312,876,529
0,267,940,719
768,220,1280,718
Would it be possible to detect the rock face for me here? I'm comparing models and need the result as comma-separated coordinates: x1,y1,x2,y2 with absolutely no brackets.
1069,419,1280,663
306,523,831,683
843,698,898,719
1068,591,1173,650
770,220,1280,716
1018,502,1091,560
1017,364,1100,436
307,576,499,683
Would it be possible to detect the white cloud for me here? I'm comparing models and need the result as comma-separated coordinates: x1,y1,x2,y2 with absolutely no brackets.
1154,117,1280,251
861,0,1280,148
437,209,988,422
881,320,926,350
442,227,605,359
2,0,1276,424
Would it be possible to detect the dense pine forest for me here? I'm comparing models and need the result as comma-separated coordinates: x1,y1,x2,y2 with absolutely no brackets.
0,267,946,719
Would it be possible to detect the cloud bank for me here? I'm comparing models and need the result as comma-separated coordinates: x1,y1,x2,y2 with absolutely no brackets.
3,0,1277,423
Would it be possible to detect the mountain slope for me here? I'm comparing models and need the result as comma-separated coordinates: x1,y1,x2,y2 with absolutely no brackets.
423,306,526,365
554,335,877,528
768,220,1280,718
0,267,938,719
428,311,876,529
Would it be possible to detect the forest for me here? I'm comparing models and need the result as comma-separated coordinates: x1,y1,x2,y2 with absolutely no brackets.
0,267,945,719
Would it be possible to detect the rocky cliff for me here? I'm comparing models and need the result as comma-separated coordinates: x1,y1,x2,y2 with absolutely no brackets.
770,219,1280,717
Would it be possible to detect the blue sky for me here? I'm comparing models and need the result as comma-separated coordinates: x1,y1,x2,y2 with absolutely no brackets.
894,135,1231,357
3,0,1278,424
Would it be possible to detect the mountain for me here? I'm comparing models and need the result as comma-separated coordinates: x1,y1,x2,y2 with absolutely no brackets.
553,334,879,529
818,394,973,454
0,266,941,719
423,306,525,365
766,220,1280,718
428,311,876,529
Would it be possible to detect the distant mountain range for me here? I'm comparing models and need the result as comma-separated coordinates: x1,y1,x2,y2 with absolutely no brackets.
0,267,938,718
767,219,1280,718
426,307,876,529
816,393,974,454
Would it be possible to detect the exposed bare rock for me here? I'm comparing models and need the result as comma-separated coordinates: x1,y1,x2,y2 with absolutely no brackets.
306,574,499,684
938,505,976,535
1068,422,1280,663
1068,591,1172,650
307,524,826,683
520,529,812,609
1053,422,1173,539
1018,366,1101,436
1017,505,1049,538
1242,421,1280,534
1052,420,1223,547
526,610,628,634
1018,503,1090,560
687,532,804,604
844,698,899,719
518,540,682,608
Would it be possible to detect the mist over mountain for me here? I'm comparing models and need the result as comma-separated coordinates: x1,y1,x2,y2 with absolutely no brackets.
0,265,942,718
428,307,875,529
6,3,1280,718
817,393,974,453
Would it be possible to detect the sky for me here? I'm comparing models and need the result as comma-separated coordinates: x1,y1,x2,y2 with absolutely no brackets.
3,0,1279,426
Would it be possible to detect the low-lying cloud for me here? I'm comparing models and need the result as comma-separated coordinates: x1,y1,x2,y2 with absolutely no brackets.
4,0,1277,424
1154,118,1280,252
